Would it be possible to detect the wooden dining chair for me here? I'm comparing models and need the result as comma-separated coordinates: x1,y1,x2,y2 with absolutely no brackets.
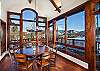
49,47,58,67
14,53,34,71
8,47,17,71
37,52,50,71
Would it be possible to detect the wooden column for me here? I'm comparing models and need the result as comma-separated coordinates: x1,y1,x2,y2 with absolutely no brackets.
53,19,56,48
48,23,50,46
46,18,49,46
7,12,10,49
95,0,100,3
65,16,67,44
36,16,38,47
85,1,96,71
20,14,23,48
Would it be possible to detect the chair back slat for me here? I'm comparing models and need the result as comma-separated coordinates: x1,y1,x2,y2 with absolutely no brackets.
15,54,27,63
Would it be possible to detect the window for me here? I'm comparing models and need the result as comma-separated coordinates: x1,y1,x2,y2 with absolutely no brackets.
22,8,37,46
49,23,53,47
67,11,85,57
8,12,21,48
56,19,65,43
22,10,36,20
95,2,100,70
38,17,47,45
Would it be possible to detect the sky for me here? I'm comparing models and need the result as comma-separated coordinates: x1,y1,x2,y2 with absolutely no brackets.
67,11,85,31
56,11,85,31
95,14,100,28
23,10,36,32
23,10,36,20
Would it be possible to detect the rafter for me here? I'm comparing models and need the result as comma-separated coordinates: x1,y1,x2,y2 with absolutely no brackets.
49,0,61,13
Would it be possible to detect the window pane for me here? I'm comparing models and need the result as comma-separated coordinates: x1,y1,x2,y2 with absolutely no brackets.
23,10,36,20
38,23,45,26
23,21,36,32
23,21,36,41
56,19,65,43
10,20,20,25
49,23,53,47
10,26,20,41
10,15,20,19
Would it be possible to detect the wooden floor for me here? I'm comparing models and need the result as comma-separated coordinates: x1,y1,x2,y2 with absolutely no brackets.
0,54,87,71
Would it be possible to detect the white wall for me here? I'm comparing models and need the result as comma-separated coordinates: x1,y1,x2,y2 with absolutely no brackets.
1,0,44,22
0,0,1,55
0,1,1,19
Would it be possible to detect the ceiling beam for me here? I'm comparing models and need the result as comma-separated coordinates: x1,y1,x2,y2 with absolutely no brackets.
49,0,61,13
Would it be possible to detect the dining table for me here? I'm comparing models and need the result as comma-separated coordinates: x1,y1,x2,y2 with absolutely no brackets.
14,45,48,71
15,45,46,58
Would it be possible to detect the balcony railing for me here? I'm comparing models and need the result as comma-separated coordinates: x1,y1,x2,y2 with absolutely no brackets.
51,38,100,61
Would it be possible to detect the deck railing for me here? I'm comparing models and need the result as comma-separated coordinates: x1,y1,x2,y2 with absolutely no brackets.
48,38,100,61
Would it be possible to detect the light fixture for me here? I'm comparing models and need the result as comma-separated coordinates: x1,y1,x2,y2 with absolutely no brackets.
28,0,32,4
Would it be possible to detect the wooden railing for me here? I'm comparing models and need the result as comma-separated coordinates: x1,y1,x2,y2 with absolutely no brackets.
55,38,100,61
56,40,86,61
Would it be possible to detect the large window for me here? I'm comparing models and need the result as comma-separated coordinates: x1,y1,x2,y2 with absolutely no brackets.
54,11,85,60
8,13,20,48
48,11,85,59
66,11,85,57
22,8,37,46
38,17,47,45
